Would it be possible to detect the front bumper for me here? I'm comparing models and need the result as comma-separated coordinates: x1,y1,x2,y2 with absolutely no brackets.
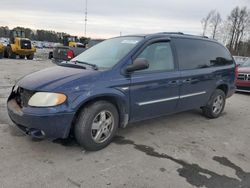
236,81,250,93
7,99,75,139
236,86,250,93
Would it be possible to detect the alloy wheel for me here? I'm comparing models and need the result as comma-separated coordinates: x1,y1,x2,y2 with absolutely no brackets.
91,110,114,143
212,95,224,114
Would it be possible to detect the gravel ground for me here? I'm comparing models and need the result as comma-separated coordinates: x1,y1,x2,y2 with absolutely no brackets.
0,53,250,188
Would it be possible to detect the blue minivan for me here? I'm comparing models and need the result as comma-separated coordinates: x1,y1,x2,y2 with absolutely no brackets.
7,32,236,150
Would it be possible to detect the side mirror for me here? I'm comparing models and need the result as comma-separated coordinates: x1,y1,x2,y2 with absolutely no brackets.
125,58,149,73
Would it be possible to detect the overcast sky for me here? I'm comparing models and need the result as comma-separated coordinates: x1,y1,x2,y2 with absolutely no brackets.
0,0,249,38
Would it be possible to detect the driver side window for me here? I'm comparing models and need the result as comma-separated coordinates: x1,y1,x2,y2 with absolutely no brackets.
137,42,174,72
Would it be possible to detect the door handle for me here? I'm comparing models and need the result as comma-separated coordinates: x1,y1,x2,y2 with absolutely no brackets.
169,80,178,85
183,78,192,83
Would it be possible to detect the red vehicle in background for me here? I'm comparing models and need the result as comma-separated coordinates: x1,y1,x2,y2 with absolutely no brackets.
236,59,250,93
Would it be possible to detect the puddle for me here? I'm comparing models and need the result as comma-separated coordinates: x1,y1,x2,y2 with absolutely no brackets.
113,136,250,188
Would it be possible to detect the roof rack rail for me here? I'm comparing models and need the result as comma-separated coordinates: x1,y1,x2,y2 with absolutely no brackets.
157,32,184,35
156,32,211,39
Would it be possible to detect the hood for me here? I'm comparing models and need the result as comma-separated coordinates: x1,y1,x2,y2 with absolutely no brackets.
17,66,102,91
238,67,250,73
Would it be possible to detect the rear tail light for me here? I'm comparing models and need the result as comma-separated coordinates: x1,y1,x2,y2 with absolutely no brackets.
67,50,74,59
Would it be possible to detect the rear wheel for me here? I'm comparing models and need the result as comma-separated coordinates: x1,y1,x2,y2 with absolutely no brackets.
48,52,53,59
74,101,119,151
202,89,226,119
26,54,34,60
19,55,25,59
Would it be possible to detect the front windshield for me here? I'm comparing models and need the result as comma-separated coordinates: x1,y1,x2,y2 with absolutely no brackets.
241,59,250,67
68,37,76,42
72,36,143,69
14,31,25,38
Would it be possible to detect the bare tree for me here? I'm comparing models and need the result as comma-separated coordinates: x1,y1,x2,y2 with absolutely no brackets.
234,7,250,52
208,6,250,56
216,20,231,45
227,6,250,53
227,6,240,51
210,11,222,39
201,10,215,36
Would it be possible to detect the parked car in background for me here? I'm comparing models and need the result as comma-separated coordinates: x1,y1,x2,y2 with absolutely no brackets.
51,38,104,64
236,59,250,93
233,56,248,66
50,35,86,64
7,32,236,151
51,43,86,64
34,41,44,49
0,37,9,46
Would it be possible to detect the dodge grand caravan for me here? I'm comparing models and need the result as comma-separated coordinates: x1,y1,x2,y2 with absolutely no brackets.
7,32,236,151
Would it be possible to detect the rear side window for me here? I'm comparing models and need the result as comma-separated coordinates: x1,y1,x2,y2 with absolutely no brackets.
174,38,233,70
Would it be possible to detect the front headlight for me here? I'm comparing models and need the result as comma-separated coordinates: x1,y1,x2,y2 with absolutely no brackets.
28,92,67,107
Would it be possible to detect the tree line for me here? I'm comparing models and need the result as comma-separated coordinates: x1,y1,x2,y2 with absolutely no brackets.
201,6,250,56
0,26,70,43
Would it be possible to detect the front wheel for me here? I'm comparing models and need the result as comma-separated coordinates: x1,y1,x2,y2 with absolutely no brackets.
7,46,16,59
202,89,226,119
74,101,119,151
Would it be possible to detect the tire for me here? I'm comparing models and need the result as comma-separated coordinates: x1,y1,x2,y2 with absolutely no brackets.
48,52,53,59
74,101,119,151
26,54,34,60
0,51,3,59
7,46,16,59
202,89,226,119
4,48,9,58
19,55,25,59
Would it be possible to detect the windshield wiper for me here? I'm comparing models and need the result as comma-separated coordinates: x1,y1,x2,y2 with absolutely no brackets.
71,60,98,70
59,61,86,69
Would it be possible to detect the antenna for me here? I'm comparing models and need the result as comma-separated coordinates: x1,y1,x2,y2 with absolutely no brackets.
84,0,88,37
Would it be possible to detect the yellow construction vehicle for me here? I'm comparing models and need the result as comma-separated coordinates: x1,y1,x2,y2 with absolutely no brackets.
0,43,4,58
4,29,36,59
62,35,85,47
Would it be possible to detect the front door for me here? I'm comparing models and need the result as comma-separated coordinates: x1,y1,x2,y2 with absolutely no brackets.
129,40,180,121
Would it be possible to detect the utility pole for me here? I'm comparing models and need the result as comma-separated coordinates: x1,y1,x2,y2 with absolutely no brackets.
84,0,88,37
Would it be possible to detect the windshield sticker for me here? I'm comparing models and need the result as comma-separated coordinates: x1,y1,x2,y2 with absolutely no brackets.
121,40,139,44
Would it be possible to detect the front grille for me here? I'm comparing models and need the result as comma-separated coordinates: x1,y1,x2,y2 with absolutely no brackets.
20,40,31,49
15,87,34,108
237,73,250,81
